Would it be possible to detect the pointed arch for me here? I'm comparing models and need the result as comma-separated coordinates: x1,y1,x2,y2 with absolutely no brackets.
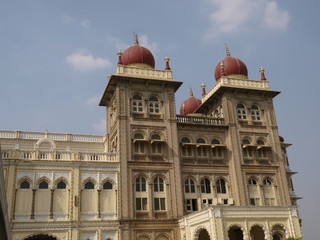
17,177,33,189
36,177,51,189
194,226,211,240
82,177,97,189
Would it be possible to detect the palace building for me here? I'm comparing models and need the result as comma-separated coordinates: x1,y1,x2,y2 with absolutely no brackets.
0,36,302,240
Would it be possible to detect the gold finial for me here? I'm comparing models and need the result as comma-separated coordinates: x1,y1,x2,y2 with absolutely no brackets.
259,67,265,73
117,50,123,65
259,66,267,81
134,33,139,45
201,83,206,96
190,87,194,97
117,50,123,56
225,44,231,57
164,56,171,70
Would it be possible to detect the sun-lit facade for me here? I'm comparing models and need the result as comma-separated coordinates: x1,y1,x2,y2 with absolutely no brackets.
0,37,302,240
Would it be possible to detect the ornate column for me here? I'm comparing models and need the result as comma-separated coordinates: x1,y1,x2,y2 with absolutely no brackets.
30,188,36,219
49,189,54,219
98,189,101,218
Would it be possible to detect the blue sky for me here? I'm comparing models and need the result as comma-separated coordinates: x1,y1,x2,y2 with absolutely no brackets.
1,1,319,238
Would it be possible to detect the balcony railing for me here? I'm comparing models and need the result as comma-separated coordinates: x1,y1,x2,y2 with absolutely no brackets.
0,130,105,143
0,149,118,162
176,115,225,126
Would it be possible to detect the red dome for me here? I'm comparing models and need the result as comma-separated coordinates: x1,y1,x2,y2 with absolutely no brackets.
214,56,248,81
122,44,155,68
180,95,202,115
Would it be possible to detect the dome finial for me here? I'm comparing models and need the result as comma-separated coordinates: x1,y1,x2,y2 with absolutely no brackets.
117,50,123,65
189,87,194,97
225,43,231,57
260,67,267,81
164,56,171,70
134,32,139,45
201,83,206,96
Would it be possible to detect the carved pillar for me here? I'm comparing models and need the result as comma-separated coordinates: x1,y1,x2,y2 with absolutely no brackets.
49,189,54,219
12,189,17,220
98,189,101,218
30,189,36,219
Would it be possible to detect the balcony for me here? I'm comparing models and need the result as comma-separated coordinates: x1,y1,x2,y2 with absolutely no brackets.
176,115,225,126
0,149,118,162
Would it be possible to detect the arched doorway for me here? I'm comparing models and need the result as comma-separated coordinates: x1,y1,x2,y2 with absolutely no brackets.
25,234,57,240
228,226,244,240
197,229,210,240
271,224,286,240
250,225,265,240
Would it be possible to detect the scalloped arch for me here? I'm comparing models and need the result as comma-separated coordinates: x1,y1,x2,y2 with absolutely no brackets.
193,226,212,240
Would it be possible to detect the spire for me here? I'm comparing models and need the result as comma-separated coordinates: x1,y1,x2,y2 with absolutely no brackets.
117,50,123,65
201,83,206,96
225,44,231,57
259,67,267,81
134,33,139,45
189,87,194,97
164,56,171,70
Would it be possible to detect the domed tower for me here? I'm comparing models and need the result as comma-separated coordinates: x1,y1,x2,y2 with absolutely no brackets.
214,46,248,81
179,88,202,115
119,34,155,69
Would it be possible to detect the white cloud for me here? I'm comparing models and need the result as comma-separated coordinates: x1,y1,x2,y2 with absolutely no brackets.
138,35,158,53
264,1,289,30
93,118,106,134
61,14,75,24
85,95,101,106
80,19,91,29
66,49,113,72
204,0,290,39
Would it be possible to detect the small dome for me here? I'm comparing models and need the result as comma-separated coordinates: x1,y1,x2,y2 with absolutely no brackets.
121,35,155,68
214,47,248,81
179,89,202,115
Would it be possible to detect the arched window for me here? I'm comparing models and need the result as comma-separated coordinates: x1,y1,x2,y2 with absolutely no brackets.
132,95,143,113
153,177,164,192
196,138,206,144
136,177,146,192
184,178,195,193
211,139,224,158
57,181,66,189
85,181,95,189
181,137,193,157
20,181,30,189
248,178,257,185
134,133,144,139
201,178,211,193
211,139,220,144
257,140,267,158
242,139,253,158
151,134,162,154
236,104,247,120
103,181,113,189
133,133,146,154
181,137,191,143
149,96,160,114
39,181,49,189
263,178,272,186
196,138,208,157
216,178,227,194
251,105,261,121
